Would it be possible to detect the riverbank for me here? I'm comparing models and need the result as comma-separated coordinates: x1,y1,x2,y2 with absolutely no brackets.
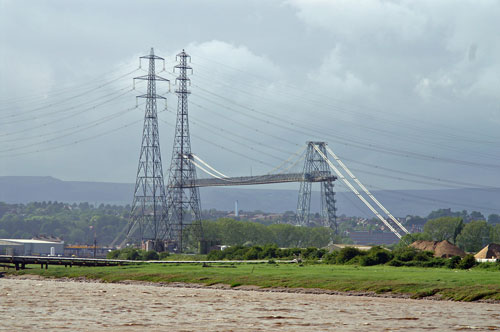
4,262,500,302
2,278,500,331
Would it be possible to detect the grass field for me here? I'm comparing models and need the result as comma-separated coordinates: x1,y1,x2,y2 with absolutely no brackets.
7,262,500,302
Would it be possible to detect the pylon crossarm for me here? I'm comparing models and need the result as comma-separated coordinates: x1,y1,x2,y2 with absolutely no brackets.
312,144,402,239
324,146,409,235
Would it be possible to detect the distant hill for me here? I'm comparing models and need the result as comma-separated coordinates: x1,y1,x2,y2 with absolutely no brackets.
1,176,500,217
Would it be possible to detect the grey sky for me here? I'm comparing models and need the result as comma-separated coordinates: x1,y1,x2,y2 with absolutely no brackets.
1,0,500,193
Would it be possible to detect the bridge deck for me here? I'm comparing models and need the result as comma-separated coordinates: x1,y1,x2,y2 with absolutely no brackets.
170,172,337,188
0,255,294,270
0,255,132,270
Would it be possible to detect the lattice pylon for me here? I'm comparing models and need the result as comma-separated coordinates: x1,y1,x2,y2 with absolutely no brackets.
296,141,337,233
129,48,170,250
166,50,203,252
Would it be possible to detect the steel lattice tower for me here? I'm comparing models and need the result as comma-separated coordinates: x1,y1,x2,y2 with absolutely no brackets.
296,142,338,233
129,48,170,250
166,50,203,252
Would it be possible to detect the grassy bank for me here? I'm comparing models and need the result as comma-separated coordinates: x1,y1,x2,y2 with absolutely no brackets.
6,262,500,302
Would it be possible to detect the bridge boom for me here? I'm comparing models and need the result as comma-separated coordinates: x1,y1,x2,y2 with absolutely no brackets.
170,172,337,188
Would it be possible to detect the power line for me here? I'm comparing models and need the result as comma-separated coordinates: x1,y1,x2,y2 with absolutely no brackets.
158,116,276,169
190,54,500,143
0,68,140,119
0,88,135,139
0,105,138,152
191,85,500,169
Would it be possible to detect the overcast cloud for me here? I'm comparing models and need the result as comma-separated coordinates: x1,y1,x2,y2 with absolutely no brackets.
1,0,500,193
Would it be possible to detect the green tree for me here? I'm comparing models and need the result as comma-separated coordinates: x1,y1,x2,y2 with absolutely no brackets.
394,232,430,250
489,224,500,243
456,220,491,252
488,214,500,225
469,211,485,221
452,219,464,245
427,208,462,220
423,217,463,243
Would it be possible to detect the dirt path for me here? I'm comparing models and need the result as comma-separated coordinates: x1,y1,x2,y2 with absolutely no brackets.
1,277,500,331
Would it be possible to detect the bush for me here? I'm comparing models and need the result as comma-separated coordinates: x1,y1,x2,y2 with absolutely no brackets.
359,255,378,266
446,255,461,269
243,246,263,260
118,248,141,260
360,247,393,266
261,244,278,259
206,245,330,261
142,250,159,261
387,259,404,267
393,247,419,262
159,251,170,260
458,254,476,269
392,247,415,262
323,251,338,264
107,249,120,259
207,249,224,260
106,248,155,261
337,247,365,264
414,251,434,262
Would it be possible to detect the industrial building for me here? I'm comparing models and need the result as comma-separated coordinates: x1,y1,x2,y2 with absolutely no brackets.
0,239,64,256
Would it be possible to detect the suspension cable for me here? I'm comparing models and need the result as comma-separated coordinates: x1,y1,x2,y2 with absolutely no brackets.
312,144,402,238
325,145,409,234
191,154,228,178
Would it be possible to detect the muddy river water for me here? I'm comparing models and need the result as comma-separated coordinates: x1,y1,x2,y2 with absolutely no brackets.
1,277,500,331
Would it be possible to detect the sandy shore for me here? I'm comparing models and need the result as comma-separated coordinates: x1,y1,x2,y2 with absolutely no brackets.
1,276,500,331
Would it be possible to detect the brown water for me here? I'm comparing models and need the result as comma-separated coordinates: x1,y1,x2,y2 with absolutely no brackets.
1,278,499,331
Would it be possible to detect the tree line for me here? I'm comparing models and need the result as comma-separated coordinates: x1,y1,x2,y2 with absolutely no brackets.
0,202,345,248
0,201,129,245
400,216,500,252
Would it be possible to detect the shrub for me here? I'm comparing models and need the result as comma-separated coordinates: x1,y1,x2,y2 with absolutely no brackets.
316,248,327,259
359,255,378,266
387,259,404,267
458,254,476,269
393,247,419,262
337,247,365,264
303,247,319,259
416,258,446,268
159,251,170,260
360,247,393,266
207,249,224,260
243,246,263,260
414,251,434,262
261,244,278,259
106,248,157,261
107,249,120,259
446,255,461,269
142,250,159,261
118,248,141,260
323,251,338,264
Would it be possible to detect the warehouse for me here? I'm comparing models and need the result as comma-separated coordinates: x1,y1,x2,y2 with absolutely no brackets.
0,239,64,256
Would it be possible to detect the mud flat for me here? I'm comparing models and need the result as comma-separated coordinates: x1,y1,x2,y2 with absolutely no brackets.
1,277,500,331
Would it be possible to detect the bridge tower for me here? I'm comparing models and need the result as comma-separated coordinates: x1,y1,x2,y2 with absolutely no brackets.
166,50,203,252
129,48,170,250
296,142,338,233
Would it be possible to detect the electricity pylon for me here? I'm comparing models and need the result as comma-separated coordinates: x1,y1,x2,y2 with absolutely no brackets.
129,48,169,251
166,50,203,252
